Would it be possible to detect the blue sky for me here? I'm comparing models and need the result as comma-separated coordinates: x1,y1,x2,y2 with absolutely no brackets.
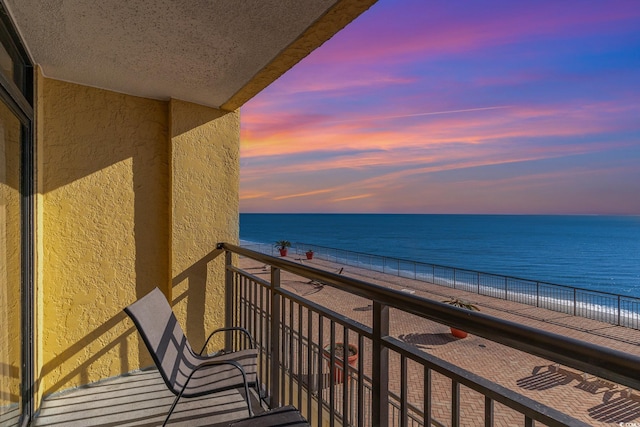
240,0,640,214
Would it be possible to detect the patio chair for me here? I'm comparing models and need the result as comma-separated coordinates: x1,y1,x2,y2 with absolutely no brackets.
124,287,259,426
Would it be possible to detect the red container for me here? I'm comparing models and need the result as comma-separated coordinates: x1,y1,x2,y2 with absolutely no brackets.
323,343,358,383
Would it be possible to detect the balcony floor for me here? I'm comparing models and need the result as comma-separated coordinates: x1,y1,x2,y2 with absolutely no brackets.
33,368,265,427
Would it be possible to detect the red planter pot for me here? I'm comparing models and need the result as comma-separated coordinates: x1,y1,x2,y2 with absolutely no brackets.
323,343,358,384
305,252,314,260
279,248,288,257
450,328,468,339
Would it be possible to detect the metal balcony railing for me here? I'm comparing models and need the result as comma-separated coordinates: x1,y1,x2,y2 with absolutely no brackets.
220,243,640,427
243,241,640,330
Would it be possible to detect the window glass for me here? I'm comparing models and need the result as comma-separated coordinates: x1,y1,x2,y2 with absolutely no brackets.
0,42,12,81
0,98,22,426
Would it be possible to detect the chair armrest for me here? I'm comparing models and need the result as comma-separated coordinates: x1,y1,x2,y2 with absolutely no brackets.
177,359,254,417
199,327,255,355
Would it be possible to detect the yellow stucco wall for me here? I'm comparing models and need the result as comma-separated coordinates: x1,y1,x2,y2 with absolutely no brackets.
169,99,239,350
37,77,238,396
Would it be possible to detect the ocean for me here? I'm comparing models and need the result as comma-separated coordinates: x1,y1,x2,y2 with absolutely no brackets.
239,214,640,298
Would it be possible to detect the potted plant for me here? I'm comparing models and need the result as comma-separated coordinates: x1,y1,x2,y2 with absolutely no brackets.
274,240,291,257
442,297,480,339
323,343,358,384
305,249,314,260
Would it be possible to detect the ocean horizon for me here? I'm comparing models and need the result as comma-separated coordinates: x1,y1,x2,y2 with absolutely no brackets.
239,213,640,298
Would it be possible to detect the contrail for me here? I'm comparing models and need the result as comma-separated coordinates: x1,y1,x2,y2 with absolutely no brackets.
330,105,512,123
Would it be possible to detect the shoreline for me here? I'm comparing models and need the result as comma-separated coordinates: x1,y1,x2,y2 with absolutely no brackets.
239,214,640,296
240,241,640,329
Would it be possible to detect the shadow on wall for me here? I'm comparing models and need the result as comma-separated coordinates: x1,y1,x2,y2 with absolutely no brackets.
40,312,134,394
171,248,225,350
39,247,227,396
40,77,235,395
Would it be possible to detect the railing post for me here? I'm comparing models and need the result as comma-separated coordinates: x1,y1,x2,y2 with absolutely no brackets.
224,248,234,351
504,277,508,299
372,301,389,427
452,381,460,427
573,288,577,316
618,296,621,326
270,267,281,408
484,396,494,427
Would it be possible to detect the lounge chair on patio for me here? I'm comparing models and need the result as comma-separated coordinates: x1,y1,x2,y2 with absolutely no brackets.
124,287,259,426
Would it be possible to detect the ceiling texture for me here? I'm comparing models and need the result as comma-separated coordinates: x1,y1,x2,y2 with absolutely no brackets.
4,0,375,110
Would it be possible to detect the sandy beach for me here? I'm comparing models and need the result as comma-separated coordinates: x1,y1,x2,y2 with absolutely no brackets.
239,253,640,426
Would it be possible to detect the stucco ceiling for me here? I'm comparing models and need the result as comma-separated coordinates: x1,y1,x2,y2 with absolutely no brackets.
3,0,375,110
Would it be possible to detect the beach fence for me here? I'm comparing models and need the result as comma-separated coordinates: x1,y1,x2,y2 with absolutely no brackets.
240,241,640,330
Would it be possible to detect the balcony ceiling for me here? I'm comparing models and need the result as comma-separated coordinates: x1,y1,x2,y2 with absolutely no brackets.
4,0,374,110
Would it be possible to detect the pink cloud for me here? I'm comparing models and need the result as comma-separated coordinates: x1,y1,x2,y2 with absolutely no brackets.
241,102,629,164
239,1,640,214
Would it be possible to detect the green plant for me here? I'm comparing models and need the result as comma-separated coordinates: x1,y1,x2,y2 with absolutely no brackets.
442,297,480,311
305,249,313,254
274,240,291,250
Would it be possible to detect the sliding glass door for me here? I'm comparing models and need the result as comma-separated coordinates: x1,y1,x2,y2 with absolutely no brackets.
0,7,34,426
0,84,23,427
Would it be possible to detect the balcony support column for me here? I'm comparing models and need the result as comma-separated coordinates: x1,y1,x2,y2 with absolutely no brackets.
372,301,389,427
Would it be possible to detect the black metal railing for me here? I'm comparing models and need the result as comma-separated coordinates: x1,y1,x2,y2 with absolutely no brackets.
221,243,640,426
242,241,640,330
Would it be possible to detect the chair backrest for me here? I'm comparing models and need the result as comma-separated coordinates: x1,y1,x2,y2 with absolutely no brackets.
124,287,198,395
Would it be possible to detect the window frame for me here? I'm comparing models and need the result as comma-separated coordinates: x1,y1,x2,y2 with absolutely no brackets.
0,3,34,426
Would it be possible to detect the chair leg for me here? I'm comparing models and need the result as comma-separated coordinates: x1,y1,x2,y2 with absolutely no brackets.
255,382,266,403
243,379,254,417
163,394,181,426
163,385,254,425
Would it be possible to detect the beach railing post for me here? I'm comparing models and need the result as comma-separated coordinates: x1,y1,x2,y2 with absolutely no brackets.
536,282,540,307
270,266,281,408
453,269,456,289
504,277,507,300
477,272,480,294
618,296,621,326
372,301,390,427
573,288,577,316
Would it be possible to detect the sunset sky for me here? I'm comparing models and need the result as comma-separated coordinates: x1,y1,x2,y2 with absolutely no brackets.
240,0,640,214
